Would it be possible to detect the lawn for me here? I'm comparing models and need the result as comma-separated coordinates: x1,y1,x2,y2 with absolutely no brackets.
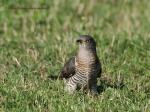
0,0,150,112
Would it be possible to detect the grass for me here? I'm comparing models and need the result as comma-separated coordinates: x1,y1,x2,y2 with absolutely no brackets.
0,0,150,112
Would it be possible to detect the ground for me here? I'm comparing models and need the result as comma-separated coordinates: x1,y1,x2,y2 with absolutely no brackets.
0,0,150,112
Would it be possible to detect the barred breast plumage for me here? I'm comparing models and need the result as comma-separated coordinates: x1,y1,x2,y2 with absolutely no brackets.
60,35,102,95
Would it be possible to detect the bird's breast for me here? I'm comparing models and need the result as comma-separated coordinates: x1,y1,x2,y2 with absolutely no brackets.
76,54,97,75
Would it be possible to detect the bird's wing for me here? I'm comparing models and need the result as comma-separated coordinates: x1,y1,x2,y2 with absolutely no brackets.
96,56,102,78
59,56,76,79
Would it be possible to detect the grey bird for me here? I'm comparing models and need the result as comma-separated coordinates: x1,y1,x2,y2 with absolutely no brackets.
60,35,102,95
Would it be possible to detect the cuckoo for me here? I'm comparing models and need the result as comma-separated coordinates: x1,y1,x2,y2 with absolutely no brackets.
60,35,102,95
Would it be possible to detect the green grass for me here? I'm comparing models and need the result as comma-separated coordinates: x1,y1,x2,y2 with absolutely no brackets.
0,0,150,112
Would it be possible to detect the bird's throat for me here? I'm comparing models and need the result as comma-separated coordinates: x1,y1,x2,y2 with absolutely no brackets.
77,48,96,64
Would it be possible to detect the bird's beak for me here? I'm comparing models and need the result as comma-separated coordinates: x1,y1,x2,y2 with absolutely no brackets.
76,39,86,47
76,39,81,43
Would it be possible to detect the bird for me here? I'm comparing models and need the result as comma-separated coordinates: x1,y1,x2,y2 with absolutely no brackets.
59,35,102,95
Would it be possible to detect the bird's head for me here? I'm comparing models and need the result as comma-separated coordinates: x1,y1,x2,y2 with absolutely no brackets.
76,35,96,50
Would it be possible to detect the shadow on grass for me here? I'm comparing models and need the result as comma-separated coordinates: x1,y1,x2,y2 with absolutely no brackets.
97,76,125,94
